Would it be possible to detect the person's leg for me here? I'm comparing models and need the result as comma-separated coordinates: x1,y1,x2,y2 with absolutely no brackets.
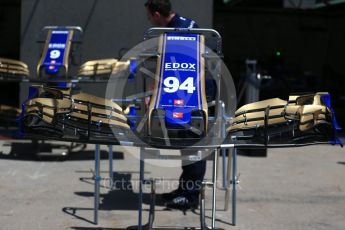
164,149,207,209
179,159,206,196
162,159,206,199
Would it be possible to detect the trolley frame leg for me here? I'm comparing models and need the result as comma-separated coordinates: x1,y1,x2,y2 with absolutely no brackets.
232,148,237,226
108,145,113,184
200,183,206,230
94,144,101,225
211,148,218,229
221,149,227,189
148,179,156,230
138,147,144,230
224,148,232,211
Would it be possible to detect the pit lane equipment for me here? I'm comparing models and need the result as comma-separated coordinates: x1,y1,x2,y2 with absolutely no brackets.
78,59,130,78
0,58,29,135
0,57,30,79
131,27,227,230
147,31,208,137
21,85,130,139
19,27,342,230
0,105,21,127
21,27,229,229
228,92,342,146
37,26,83,78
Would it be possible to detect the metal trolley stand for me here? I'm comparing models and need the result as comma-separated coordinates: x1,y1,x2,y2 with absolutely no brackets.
91,27,237,229
92,141,238,230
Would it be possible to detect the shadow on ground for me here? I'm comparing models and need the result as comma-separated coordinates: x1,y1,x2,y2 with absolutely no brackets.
71,227,126,230
70,228,214,230
66,171,232,229
72,172,166,211
0,142,123,161
64,171,168,225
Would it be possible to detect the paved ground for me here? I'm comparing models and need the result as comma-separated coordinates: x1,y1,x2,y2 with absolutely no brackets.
0,140,344,230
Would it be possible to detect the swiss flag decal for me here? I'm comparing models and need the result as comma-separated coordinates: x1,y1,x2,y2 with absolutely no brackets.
173,112,183,119
174,99,184,106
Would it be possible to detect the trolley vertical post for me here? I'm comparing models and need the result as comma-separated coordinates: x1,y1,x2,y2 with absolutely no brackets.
224,147,232,211
138,147,144,230
108,145,113,184
94,144,101,225
232,147,237,226
211,148,218,229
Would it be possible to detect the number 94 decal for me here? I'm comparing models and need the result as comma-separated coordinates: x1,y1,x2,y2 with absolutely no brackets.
163,77,196,94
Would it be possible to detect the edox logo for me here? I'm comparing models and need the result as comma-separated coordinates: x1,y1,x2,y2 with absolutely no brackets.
52,30,69,34
165,63,196,70
48,43,66,49
167,36,196,41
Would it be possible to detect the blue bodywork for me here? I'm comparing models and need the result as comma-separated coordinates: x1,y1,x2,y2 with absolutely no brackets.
17,87,40,137
42,30,70,75
320,94,343,146
153,33,203,128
